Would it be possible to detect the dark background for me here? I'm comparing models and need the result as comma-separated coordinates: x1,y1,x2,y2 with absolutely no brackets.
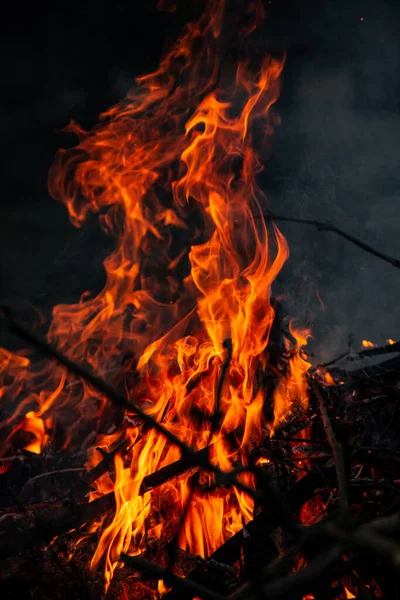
1,0,400,363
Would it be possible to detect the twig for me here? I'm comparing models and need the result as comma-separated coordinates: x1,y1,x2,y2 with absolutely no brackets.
264,213,400,270
312,380,349,513
317,349,351,369
140,431,239,494
20,467,86,496
352,341,400,359
234,543,352,600
78,437,130,493
120,554,227,600
325,521,400,566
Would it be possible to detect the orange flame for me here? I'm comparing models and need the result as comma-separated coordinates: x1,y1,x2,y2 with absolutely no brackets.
0,0,311,587
256,457,271,466
362,339,376,348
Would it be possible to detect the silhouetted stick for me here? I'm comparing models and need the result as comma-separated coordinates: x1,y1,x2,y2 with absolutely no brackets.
120,554,227,600
318,349,350,368
312,380,349,513
140,428,239,494
325,521,400,566
233,543,351,600
213,338,233,430
259,545,354,600
264,214,400,270
352,340,400,359
0,492,115,559
72,437,131,498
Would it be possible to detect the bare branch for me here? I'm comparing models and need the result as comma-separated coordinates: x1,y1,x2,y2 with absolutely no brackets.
120,554,227,600
264,213,400,270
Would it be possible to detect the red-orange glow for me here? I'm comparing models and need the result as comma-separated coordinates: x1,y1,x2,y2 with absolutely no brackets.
0,0,312,588
300,495,326,526
344,587,356,599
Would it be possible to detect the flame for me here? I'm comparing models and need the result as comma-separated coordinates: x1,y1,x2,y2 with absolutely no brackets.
0,0,312,587
322,371,335,386
386,338,396,345
256,456,270,466
22,412,49,454
361,339,376,348
344,587,356,599
157,580,171,596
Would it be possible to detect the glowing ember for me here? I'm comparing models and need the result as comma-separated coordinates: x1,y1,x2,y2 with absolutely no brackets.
300,494,327,526
0,0,311,588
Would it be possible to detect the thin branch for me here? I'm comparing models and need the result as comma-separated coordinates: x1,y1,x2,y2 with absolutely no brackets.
317,349,350,369
20,467,86,495
78,437,130,494
264,213,400,270
120,554,227,600
312,380,349,513
325,521,400,566
233,543,352,600
352,341,400,359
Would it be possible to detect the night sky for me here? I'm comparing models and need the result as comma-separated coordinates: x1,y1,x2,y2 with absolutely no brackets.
1,0,400,363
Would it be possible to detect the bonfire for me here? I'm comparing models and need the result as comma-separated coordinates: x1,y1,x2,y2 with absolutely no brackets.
1,1,399,599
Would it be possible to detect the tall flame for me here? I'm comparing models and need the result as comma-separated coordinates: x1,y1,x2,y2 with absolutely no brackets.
0,0,310,587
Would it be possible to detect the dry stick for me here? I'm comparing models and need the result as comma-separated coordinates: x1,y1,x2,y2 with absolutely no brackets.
79,437,130,494
20,467,86,497
325,521,400,566
255,543,353,600
353,341,400,359
234,508,400,600
140,428,239,494
0,479,93,600
0,306,256,500
318,349,350,368
351,573,376,600
264,214,400,270
312,380,349,514
230,541,349,600
120,554,227,600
